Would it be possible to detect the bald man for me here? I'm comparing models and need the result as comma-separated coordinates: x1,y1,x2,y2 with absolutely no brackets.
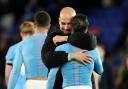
59,7,76,34
41,7,95,89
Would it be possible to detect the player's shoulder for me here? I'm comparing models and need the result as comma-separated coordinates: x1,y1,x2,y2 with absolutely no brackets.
8,42,21,51
56,43,70,50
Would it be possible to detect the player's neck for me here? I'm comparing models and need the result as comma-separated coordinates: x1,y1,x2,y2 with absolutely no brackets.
35,27,48,34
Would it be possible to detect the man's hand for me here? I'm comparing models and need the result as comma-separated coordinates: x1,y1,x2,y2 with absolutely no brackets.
69,50,92,64
53,35,68,45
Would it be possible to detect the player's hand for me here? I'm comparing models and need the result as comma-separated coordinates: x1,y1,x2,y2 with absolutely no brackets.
53,35,68,45
70,50,92,64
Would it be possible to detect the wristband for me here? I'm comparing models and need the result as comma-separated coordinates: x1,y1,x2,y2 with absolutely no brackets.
68,53,72,61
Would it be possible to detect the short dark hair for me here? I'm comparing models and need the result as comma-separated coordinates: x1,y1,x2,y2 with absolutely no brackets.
35,10,51,27
71,14,89,33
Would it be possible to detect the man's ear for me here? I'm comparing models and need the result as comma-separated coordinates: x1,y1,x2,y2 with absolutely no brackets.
48,24,51,29
20,32,23,37
59,17,61,25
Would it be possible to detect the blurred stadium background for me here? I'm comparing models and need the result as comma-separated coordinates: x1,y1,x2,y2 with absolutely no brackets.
0,0,128,89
